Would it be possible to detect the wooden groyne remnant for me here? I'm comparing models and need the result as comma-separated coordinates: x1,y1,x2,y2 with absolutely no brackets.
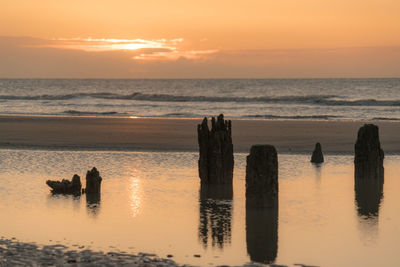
311,142,324,163
197,114,234,184
46,167,102,195
354,124,384,217
85,167,102,194
46,174,82,195
246,145,278,208
354,124,384,181
245,145,278,263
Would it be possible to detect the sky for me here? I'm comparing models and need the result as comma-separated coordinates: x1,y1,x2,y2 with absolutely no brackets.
1,0,400,78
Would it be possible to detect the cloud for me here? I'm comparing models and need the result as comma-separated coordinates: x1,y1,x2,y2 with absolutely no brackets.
0,36,399,78
20,36,216,61
40,37,180,52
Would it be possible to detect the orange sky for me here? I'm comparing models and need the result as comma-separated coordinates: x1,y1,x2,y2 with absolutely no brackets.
1,0,400,78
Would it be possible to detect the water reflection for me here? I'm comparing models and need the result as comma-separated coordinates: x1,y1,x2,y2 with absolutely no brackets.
246,204,278,264
129,176,141,218
313,163,322,179
355,174,384,244
355,179,384,217
198,184,233,249
86,193,101,218
47,194,82,212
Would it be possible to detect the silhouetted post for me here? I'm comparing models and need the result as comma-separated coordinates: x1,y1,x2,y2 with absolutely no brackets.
354,124,384,180
245,144,278,264
85,167,102,194
354,124,385,236
246,145,278,207
46,174,81,195
197,114,234,184
311,142,324,163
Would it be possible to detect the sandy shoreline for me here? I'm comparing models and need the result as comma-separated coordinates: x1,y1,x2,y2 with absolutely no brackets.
0,115,400,154
0,238,182,266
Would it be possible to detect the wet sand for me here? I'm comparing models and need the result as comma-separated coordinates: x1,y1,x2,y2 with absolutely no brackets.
0,238,180,266
0,115,400,154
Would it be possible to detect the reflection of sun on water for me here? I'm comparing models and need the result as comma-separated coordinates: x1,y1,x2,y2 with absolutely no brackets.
129,175,142,218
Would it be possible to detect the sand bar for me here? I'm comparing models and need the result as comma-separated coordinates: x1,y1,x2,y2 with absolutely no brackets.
0,115,399,154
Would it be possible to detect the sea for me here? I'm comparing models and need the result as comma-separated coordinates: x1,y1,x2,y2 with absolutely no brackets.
0,78,399,120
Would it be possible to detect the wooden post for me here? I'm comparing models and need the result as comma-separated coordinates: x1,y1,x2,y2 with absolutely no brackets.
197,114,234,184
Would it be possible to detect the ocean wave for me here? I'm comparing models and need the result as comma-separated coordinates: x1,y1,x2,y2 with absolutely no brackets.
63,110,122,116
0,92,338,102
1,92,400,106
243,114,340,120
320,99,400,106
372,117,400,121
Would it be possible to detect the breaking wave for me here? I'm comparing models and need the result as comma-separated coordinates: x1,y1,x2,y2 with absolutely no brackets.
243,114,340,120
63,110,122,116
1,92,399,106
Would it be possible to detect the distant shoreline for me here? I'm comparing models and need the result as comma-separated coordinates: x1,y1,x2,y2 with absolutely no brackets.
0,115,400,154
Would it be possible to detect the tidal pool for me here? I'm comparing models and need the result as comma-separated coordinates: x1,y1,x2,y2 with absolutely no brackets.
0,149,399,266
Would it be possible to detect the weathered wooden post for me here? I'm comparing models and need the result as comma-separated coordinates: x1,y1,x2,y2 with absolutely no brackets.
245,144,278,263
46,174,82,195
246,145,278,208
197,114,234,184
354,124,384,218
85,167,102,194
354,124,384,180
311,142,324,163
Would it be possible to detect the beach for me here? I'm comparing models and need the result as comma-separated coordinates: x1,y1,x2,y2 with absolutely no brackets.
1,115,400,154
2,0,399,263
0,238,180,266
0,116,400,266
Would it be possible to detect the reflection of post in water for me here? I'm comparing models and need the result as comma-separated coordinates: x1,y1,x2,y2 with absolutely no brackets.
246,204,278,264
354,177,384,244
86,193,101,217
355,179,383,217
245,145,278,264
198,184,233,249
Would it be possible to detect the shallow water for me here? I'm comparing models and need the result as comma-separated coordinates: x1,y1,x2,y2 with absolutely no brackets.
0,149,399,266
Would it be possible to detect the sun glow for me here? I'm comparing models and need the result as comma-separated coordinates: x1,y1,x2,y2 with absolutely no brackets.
129,175,142,218
31,37,217,61
46,37,181,52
